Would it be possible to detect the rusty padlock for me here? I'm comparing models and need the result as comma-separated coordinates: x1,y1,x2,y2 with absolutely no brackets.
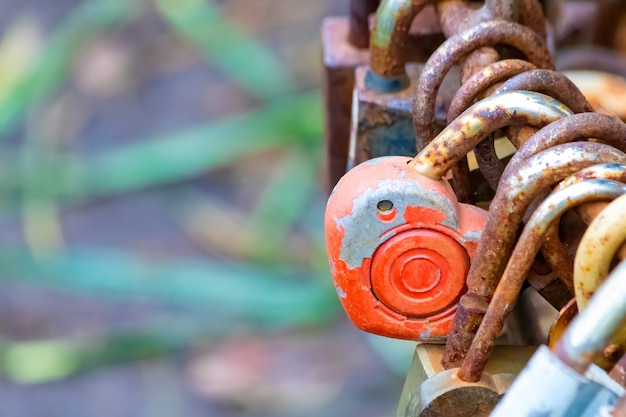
325,155,486,341
326,90,571,342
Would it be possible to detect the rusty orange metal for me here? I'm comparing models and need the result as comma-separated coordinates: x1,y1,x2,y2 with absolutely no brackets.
325,156,486,341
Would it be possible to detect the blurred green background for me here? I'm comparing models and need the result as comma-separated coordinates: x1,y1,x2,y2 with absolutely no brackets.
0,0,411,416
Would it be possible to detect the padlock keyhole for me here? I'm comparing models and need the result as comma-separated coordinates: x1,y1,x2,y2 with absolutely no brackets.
377,200,394,212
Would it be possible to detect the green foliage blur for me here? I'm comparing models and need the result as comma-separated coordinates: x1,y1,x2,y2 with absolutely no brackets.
0,0,340,384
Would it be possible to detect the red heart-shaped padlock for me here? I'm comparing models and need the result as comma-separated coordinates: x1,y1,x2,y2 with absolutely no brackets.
325,156,486,341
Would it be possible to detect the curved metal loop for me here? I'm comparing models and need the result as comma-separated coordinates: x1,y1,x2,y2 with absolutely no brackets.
409,91,572,180
574,193,626,311
458,179,626,382
446,59,537,191
467,69,596,189
412,20,554,151
441,142,626,371
501,113,626,185
541,164,626,292
554,163,626,192
493,69,593,114
556,258,626,374
368,0,426,91
447,59,538,124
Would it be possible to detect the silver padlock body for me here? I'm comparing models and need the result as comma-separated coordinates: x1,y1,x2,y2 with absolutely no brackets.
491,346,620,417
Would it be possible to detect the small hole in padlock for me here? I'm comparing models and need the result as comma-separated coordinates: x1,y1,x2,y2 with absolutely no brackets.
377,200,394,212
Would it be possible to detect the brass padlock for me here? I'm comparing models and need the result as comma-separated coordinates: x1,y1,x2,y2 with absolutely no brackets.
396,344,536,417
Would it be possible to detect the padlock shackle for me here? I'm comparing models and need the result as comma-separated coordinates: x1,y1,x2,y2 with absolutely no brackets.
555,258,626,374
369,0,427,80
503,113,626,183
409,91,572,180
542,163,626,290
494,70,592,114
575,193,626,311
447,59,537,124
413,20,553,151
458,179,626,382
442,142,626,369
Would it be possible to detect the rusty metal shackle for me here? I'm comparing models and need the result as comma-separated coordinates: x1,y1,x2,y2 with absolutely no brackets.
502,113,626,184
445,59,537,191
539,163,626,292
447,59,538,124
468,69,595,190
368,0,545,92
409,91,571,179
574,194,626,311
458,179,626,382
412,20,553,151
367,0,433,91
442,142,626,369
493,70,593,114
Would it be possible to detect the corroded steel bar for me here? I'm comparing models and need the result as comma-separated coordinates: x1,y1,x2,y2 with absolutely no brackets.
446,59,537,191
447,59,538,124
349,0,380,48
555,258,626,374
442,142,626,369
412,20,553,151
501,113,626,185
409,91,572,180
574,193,626,311
475,69,596,187
458,180,626,382
493,69,593,114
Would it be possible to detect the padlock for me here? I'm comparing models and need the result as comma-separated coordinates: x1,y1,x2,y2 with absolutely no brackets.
396,344,536,417
492,259,626,417
458,178,626,382
328,90,573,341
325,155,486,341
348,1,445,169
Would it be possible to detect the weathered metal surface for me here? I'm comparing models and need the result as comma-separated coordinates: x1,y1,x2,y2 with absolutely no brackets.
396,344,536,417
446,59,537,191
574,193,626,311
557,257,626,374
351,64,460,167
459,180,626,382
412,20,554,152
409,91,572,180
367,1,445,92
492,345,624,417
494,69,593,114
502,112,626,183
348,0,380,48
322,17,371,194
325,156,486,341
442,142,626,370
454,69,595,188
446,59,538,124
